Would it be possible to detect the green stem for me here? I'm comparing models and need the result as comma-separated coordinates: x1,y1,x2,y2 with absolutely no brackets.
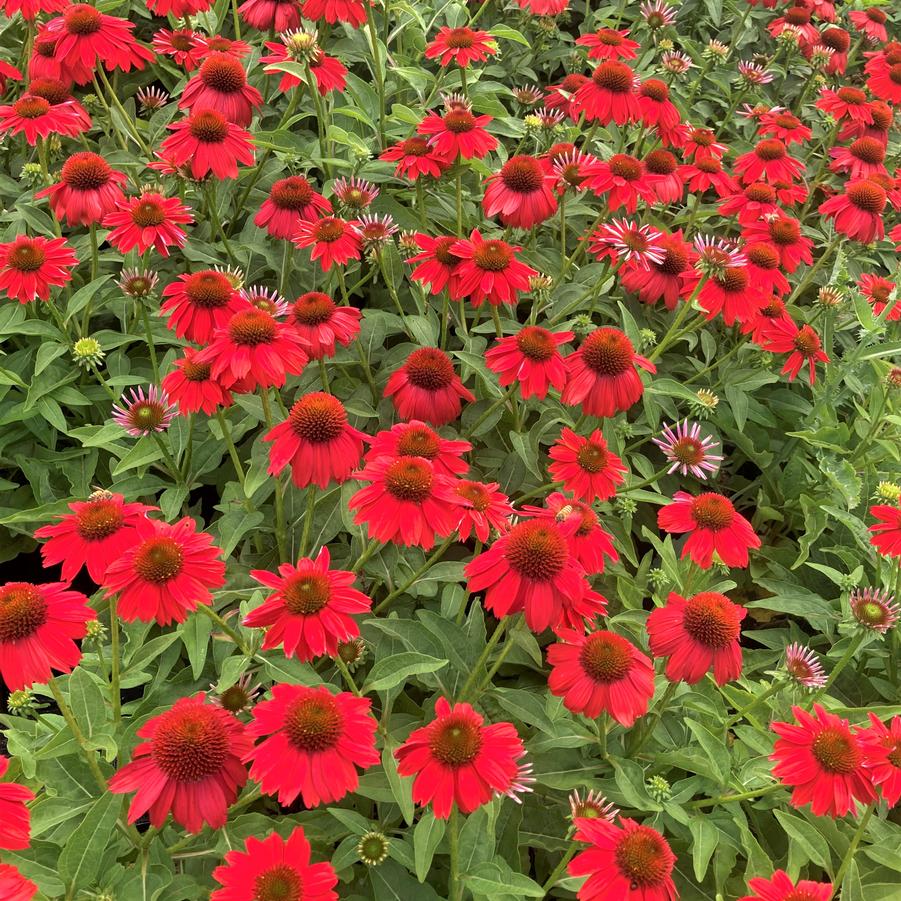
687,782,781,809
648,278,706,362
334,652,362,697
455,168,464,234
304,60,330,172
628,680,677,756
374,536,454,614
458,617,510,702
299,486,317,559
831,804,875,897
620,466,670,494
140,304,160,385
109,595,121,724
365,2,387,148
197,604,251,656
541,833,577,896
216,410,246,488
96,67,149,155
261,390,288,561
355,340,380,405
48,678,108,792
724,679,784,729
448,807,462,901
351,537,381,573
230,0,242,37
467,384,517,436
786,237,840,306
151,432,182,485
205,182,238,267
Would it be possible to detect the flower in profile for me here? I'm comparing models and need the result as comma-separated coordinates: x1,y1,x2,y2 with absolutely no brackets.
160,108,256,180
830,137,887,180
35,490,154,584
648,591,745,685
0,235,76,303
109,694,252,833
384,347,475,426
180,53,262,126
0,756,33,850
569,789,619,822
212,827,338,901
738,871,831,901
548,427,626,502
693,234,746,278
358,213,398,248
101,516,226,625
406,234,461,294
293,216,362,271
300,0,366,27
661,50,694,74
760,319,829,384
246,683,378,806
485,326,573,400
0,863,36,901
152,28,203,71
548,628,655,726
118,267,159,299
238,0,302,31
245,547,371,660
103,191,193,258
869,504,901,558
395,697,527,818
349,456,462,549
112,385,176,437
589,220,665,268
652,420,722,479
464,518,591,632
416,103,498,163
741,214,812,273
483,155,558,229
784,643,827,689
857,713,901,807
849,587,899,634
196,307,309,392
849,8,888,43
453,480,513,543
858,273,899,321
194,34,253,59
658,491,760,569
562,327,656,418
551,148,597,193
162,351,233,416
819,178,887,244
137,86,170,111
620,228,699,309
254,175,331,239
771,703,876,818
210,673,260,714
569,818,677,901
737,61,773,86
0,581,92,690
545,73,590,121
425,26,496,67
364,420,470,477
576,27,639,60
449,230,538,307
36,151,126,226
0,92,87,144
287,292,361,359
264,392,367,489
379,136,446,181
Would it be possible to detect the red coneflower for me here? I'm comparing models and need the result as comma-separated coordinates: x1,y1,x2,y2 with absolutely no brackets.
35,490,154,584
619,228,699,310
265,392,366,489
379,136,447,180
180,53,262,126
301,0,366,26
0,756,33,851
28,32,73,85
514,0,568,12
739,871,831,901
849,8,889,43
287,292,361,358
407,234,461,294
0,581,92,690
109,693,252,833
160,108,256,180
453,480,513,542
682,126,728,161
636,78,680,131
485,326,573,400
162,350,233,416
44,5,154,84
548,427,626,502
545,72,590,121
161,270,242,344
869,504,901,558
0,93,86,144
647,590,745,685
859,273,900,321
699,265,765,326
584,153,656,213
719,182,780,224
147,0,212,18
425,26,496,67
576,27,639,60
658,491,761,568
858,713,901,806
561,327,656,418
643,149,684,203
574,60,639,125
349,455,462,549
761,319,829,384
417,104,498,163
817,86,872,125
551,147,598,194
103,192,193,258
0,863,36,901
365,420,470,477
246,683,378,805
464,518,590,632
830,137,887,179
0,0,65,19
238,0,302,31
245,547,371,660
384,347,475,426
819,178,887,243
36,151,126,226
254,176,331,240
261,39,345,94
196,306,309,391
771,704,876,818
101,516,226,625
0,235,76,303
734,139,805,185
483,155,558,229
293,216,362,271
211,828,338,901
741,214,813,273
758,110,812,145
152,29,204,71
569,817,677,901
194,34,253,59
868,62,901,104
548,628,654,726
395,697,527,818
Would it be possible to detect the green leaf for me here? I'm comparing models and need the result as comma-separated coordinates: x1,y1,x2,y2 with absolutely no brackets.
382,746,415,826
362,652,448,692
689,817,718,881
180,611,212,679
773,810,831,871
488,24,529,46
463,860,545,897
66,668,107,740
57,792,121,891
413,811,445,882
